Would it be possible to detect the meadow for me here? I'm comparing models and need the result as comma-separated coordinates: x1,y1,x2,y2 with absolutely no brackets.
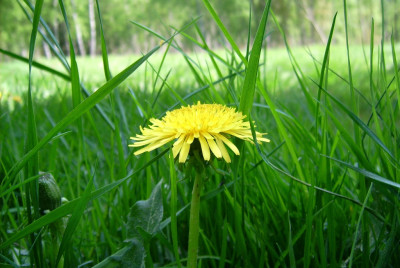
1,1,400,267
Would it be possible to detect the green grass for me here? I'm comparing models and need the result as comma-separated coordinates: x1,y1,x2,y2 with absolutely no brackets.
1,0,400,267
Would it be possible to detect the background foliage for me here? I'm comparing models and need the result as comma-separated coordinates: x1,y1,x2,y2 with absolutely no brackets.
1,0,400,57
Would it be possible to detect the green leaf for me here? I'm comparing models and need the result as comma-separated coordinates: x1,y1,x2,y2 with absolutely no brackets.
127,180,163,241
92,239,145,268
93,180,164,267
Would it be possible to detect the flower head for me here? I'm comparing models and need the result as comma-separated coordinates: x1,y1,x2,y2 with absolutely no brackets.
130,102,270,163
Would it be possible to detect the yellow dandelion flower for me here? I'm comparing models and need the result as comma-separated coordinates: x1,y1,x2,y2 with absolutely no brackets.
13,96,22,103
129,102,270,163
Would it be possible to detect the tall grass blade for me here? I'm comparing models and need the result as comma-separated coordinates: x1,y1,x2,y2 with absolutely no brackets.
201,0,247,64
238,0,271,116
55,173,94,266
25,0,44,265
348,183,373,267
168,150,181,267
95,0,112,81
315,12,337,134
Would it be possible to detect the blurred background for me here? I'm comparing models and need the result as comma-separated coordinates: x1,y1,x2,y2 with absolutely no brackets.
1,0,399,58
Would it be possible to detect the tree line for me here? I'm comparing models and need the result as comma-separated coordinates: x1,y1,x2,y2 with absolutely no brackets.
0,0,399,58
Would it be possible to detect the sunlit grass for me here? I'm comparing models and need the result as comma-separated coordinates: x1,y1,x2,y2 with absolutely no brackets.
1,0,399,267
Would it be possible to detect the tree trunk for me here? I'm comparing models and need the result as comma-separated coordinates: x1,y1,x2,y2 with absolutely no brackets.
42,41,51,58
71,0,86,56
88,0,96,56
301,0,328,44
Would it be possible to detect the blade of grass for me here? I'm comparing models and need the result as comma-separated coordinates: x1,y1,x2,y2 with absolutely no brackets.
343,0,360,144
348,183,374,267
391,34,400,116
201,0,247,64
25,0,44,265
315,12,337,139
325,156,400,189
55,171,95,266
168,150,181,267
95,0,112,81
238,0,271,116
58,0,85,193
0,49,70,80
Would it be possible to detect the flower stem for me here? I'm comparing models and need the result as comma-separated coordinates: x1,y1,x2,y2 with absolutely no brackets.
187,170,203,268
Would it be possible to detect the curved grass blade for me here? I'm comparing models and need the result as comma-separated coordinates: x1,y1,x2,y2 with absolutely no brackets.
326,156,400,189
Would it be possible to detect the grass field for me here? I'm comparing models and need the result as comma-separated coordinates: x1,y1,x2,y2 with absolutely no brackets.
1,1,400,267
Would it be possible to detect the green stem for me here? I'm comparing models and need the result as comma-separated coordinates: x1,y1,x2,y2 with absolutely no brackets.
187,171,203,268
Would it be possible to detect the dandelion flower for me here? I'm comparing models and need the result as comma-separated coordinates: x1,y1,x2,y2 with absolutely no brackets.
130,102,270,163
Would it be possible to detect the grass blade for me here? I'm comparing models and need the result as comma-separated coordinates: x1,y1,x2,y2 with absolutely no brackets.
201,0,246,64
238,0,271,116
25,0,44,265
168,150,181,267
55,173,94,266
326,156,400,189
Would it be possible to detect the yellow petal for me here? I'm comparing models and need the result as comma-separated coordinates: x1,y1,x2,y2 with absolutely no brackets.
215,133,240,155
207,138,222,158
186,133,194,144
215,138,231,163
174,134,185,146
202,131,213,140
198,135,210,161
172,141,184,158
134,136,175,155
179,142,191,163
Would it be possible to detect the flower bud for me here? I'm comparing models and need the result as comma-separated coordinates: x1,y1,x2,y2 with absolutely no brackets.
39,172,62,213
